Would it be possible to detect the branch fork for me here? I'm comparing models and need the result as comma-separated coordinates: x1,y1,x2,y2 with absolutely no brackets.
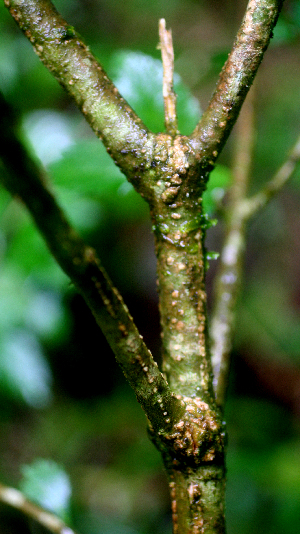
1,1,293,532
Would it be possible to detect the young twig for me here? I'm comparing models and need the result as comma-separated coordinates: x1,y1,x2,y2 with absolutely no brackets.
0,483,76,534
158,19,178,136
241,133,300,218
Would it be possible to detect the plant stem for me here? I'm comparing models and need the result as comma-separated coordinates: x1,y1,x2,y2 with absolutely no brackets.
211,97,300,409
241,133,300,218
0,91,182,435
0,483,77,534
167,465,226,534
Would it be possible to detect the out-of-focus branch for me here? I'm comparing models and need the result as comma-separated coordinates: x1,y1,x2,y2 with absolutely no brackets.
210,89,256,407
0,92,183,435
211,107,300,408
4,0,155,185
158,19,178,136
240,134,300,218
191,0,284,165
0,483,76,534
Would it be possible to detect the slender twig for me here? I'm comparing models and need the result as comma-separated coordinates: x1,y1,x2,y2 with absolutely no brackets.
0,92,182,434
0,483,76,534
240,133,300,218
4,0,155,179
210,88,256,407
158,19,178,136
191,0,284,165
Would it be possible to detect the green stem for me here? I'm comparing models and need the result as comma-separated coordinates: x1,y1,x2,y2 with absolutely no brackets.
0,91,181,435
154,201,211,399
148,135,214,400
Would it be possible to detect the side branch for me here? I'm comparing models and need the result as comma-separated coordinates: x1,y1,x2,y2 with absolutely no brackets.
0,483,77,534
0,94,181,434
211,128,300,408
191,0,283,164
4,0,155,177
210,91,255,407
240,134,300,219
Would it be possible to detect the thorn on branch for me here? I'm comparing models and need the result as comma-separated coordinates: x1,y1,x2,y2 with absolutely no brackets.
158,19,178,136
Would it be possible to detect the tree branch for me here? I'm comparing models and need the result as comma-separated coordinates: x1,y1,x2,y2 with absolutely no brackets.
210,90,255,407
0,483,76,534
191,0,284,165
240,133,300,218
4,0,155,185
0,92,183,435
211,112,300,409
158,19,178,136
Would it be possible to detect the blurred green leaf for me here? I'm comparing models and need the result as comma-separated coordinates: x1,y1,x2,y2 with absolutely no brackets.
109,50,201,135
203,164,232,215
236,273,300,363
0,329,52,408
271,0,300,45
49,138,124,195
23,110,75,166
49,139,148,223
20,458,72,522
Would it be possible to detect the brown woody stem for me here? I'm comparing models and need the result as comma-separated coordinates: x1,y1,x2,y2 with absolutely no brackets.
191,0,284,165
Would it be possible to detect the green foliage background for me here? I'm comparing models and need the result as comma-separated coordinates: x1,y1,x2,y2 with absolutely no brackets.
1,1,300,533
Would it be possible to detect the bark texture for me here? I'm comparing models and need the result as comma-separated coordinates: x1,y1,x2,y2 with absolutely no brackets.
1,1,285,532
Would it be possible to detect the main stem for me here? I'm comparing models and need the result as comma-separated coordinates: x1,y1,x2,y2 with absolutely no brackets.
167,465,226,534
154,198,211,399
148,135,226,533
